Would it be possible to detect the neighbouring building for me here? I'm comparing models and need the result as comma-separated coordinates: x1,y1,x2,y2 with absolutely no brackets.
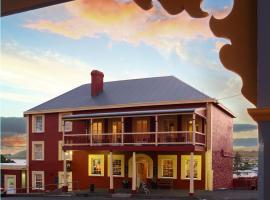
1,159,27,194
23,70,234,195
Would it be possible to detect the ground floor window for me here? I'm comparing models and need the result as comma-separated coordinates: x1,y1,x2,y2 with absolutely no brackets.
58,172,72,191
181,155,202,180
158,155,177,179
32,171,44,190
107,154,125,177
88,154,104,176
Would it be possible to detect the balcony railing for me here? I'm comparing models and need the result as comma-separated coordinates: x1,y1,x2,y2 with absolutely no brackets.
63,131,206,146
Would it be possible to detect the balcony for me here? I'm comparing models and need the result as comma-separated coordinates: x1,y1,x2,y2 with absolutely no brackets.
64,131,205,146
62,108,207,150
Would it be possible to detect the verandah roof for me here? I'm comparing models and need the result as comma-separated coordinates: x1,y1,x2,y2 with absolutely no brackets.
62,108,206,121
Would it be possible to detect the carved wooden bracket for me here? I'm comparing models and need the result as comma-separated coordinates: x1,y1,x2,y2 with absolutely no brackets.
135,0,257,106
134,0,208,18
210,0,257,105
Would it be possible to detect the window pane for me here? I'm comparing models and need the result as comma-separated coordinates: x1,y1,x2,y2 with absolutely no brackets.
162,159,173,177
35,116,43,132
92,159,101,175
142,120,147,132
113,159,122,176
35,174,43,189
34,144,43,160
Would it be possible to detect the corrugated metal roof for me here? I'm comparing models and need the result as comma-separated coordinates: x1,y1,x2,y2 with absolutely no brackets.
26,76,212,113
63,108,197,120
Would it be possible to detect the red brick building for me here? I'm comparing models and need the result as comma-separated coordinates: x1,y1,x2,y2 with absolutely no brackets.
23,70,234,194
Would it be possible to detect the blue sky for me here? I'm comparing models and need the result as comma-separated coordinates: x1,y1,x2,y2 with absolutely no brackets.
0,0,257,150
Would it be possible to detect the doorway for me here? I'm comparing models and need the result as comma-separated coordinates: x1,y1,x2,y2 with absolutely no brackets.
136,160,148,188
4,175,16,194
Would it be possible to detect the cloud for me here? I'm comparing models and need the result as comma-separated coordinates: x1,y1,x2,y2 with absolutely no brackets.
233,130,258,139
0,134,26,155
233,138,258,147
233,145,258,152
234,124,257,132
23,0,217,61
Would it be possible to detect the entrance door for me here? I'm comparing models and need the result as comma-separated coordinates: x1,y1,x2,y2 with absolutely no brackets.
4,175,16,194
136,162,147,188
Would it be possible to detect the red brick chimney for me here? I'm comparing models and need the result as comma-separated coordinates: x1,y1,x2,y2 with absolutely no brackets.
91,70,104,97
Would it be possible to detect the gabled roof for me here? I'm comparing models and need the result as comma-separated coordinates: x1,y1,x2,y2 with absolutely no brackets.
25,76,214,114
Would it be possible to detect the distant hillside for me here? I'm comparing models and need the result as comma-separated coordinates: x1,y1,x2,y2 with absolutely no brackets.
10,150,26,159
234,150,258,158
1,117,26,135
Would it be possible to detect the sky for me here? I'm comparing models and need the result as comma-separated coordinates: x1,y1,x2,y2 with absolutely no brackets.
0,0,258,153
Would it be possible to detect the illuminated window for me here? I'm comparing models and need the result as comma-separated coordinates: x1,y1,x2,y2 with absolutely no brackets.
158,155,177,179
32,171,44,190
92,121,103,134
181,155,202,180
135,119,148,132
58,172,72,191
58,141,72,161
59,113,72,132
161,159,174,178
163,119,176,132
107,154,125,177
112,120,121,133
88,154,104,176
32,115,44,133
92,159,101,175
32,141,44,160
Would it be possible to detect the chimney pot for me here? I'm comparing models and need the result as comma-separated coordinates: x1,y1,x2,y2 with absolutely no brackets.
91,70,104,97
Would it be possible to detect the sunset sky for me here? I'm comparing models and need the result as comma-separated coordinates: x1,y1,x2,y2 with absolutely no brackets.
1,0,258,153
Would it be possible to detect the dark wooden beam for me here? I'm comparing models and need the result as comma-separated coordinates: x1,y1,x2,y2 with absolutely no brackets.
1,0,73,17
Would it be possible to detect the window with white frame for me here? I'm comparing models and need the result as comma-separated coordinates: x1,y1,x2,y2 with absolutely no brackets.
32,141,44,160
32,115,44,133
59,113,72,132
32,171,44,190
58,172,72,191
58,141,72,161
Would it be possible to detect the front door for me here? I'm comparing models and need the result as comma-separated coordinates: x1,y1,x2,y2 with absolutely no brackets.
136,162,147,188
4,175,16,194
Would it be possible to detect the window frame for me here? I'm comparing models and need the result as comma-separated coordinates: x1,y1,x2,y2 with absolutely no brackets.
32,115,45,133
133,117,149,132
32,171,44,190
58,171,72,191
32,141,44,161
161,159,174,178
58,141,72,161
180,155,202,180
88,154,104,176
58,113,72,132
91,120,103,134
107,154,125,177
158,155,177,179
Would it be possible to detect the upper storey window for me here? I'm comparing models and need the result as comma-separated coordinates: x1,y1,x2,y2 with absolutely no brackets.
32,115,45,133
135,119,148,132
59,113,72,132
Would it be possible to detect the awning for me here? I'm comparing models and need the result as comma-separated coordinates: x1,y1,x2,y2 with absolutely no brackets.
63,108,205,121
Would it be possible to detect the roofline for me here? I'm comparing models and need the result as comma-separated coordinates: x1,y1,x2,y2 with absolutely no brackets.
214,102,236,118
24,99,215,115
63,108,199,120
0,165,27,170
